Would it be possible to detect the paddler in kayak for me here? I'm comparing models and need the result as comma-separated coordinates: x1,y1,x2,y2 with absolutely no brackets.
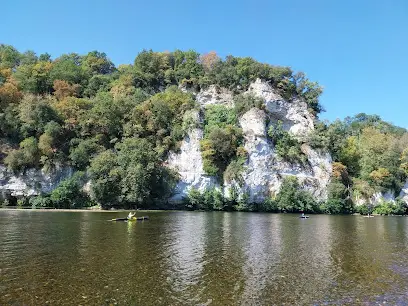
127,212,136,220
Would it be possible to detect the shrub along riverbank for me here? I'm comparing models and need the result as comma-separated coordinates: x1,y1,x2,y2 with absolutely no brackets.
3,175,407,215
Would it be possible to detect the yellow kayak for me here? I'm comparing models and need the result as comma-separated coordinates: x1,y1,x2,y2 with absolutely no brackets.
111,216,149,221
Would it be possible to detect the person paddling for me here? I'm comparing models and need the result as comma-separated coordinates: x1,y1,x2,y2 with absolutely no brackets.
127,212,136,220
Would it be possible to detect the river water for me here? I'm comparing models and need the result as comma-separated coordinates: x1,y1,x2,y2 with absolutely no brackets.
0,210,408,305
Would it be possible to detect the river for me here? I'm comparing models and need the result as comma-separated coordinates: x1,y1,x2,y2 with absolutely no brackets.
1,210,408,305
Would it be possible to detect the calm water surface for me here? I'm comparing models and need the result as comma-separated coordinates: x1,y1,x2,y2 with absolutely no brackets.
1,211,408,305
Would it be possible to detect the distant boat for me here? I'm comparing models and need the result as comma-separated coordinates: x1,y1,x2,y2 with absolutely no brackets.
299,215,309,219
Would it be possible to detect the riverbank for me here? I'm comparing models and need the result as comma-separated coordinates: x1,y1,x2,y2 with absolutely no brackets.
1,207,407,216
0,207,164,213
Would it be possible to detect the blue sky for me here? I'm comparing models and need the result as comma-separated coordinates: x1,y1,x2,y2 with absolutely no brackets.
2,0,407,127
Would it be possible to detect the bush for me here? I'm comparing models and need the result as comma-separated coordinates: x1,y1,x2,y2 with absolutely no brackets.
29,196,53,208
373,200,407,215
268,121,306,164
223,155,247,186
4,137,40,172
201,124,242,178
184,188,203,210
50,172,90,208
234,192,251,211
259,197,279,212
275,177,319,213
202,105,238,136
184,187,226,211
233,93,264,117
322,179,354,214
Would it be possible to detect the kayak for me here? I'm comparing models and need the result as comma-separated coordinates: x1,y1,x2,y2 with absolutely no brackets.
111,216,149,221
299,216,309,219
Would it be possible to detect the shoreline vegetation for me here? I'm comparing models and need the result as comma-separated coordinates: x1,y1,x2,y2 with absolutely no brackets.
1,207,407,217
0,45,407,215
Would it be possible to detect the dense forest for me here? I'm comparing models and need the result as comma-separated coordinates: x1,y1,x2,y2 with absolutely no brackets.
0,44,407,214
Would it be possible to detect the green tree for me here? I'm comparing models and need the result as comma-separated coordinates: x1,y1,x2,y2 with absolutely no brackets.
18,95,61,137
115,138,175,208
82,51,115,75
89,150,121,207
50,172,89,208
201,125,242,177
275,176,319,213
0,44,20,69
69,137,105,169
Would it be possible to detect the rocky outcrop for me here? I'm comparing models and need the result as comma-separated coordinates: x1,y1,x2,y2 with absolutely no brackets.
236,108,280,201
247,79,314,137
236,107,331,202
370,191,396,205
353,181,408,206
168,79,332,203
0,165,73,198
167,128,219,202
196,85,234,108
400,180,408,203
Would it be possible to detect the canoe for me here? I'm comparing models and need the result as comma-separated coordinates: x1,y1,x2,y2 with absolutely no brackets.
299,216,309,219
111,216,149,221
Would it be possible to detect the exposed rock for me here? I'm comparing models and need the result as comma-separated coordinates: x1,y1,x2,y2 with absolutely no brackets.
0,165,73,198
168,79,332,203
167,128,219,202
237,108,280,202
196,85,234,108
238,107,331,203
400,180,408,203
374,191,396,204
354,185,408,206
247,79,314,137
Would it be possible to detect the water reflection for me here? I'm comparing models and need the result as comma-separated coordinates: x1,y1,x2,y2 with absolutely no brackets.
240,214,282,305
2,212,408,305
163,212,206,304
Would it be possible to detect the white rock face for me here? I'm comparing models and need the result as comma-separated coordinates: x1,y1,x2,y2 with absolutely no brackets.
168,79,332,203
354,184,408,206
238,108,331,202
167,128,219,202
236,108,281,202
196,85,234,108
370,191,396,205
400,180,408,204
0,165,73,198
247,79,314,137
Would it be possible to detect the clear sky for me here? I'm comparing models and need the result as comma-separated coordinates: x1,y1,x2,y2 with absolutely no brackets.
2,0,407,127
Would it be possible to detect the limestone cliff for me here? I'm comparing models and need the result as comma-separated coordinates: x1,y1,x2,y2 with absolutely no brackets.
0,165,73,198
167,128,219,202
400,181,408,203
353,180,408,206
168,79,332,203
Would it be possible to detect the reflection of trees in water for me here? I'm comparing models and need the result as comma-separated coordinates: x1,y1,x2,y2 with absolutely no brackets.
328,216,402,303
240,214,283,305
197,212,246,305
161,212,206,304
258,215,333,304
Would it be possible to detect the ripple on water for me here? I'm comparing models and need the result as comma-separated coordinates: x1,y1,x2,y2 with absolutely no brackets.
1,212,408,305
